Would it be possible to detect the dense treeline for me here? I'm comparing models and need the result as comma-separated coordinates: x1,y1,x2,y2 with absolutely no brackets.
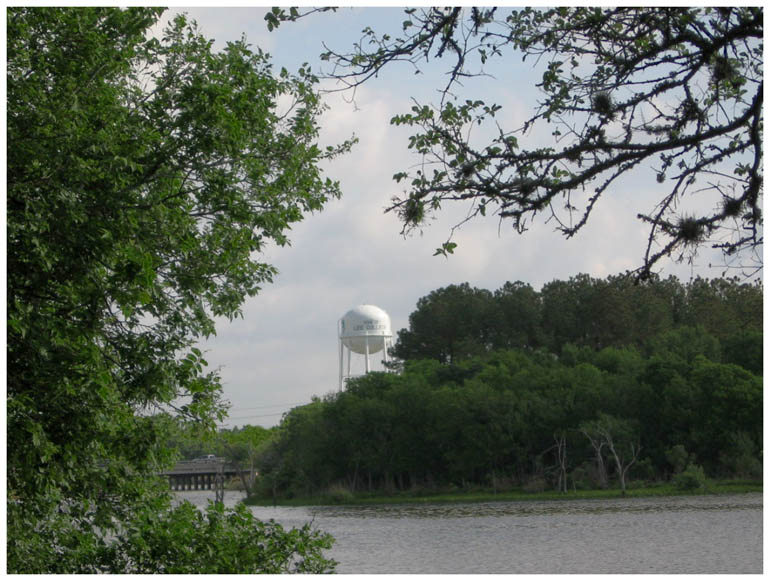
392,274,762,365
253,275,762,499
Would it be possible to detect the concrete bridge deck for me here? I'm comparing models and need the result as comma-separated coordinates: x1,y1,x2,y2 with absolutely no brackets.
161,457,239,491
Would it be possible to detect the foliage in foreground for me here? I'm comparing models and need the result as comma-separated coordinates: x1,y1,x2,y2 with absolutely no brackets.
7,7,346,573
275,7,764,276
107,501,335,574
7,497,335,574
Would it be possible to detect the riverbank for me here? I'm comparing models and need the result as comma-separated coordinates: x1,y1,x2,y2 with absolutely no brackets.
243,480,761,507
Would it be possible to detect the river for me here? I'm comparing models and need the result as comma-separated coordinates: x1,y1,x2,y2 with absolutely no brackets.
176,490,762,574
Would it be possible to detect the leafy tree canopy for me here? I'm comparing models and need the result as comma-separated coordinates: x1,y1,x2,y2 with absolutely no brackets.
7,7,349,572
255,330,762,499
269,7,763,278
391,274,762,364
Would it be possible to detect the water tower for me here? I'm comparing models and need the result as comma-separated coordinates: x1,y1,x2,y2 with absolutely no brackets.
338,304,393,389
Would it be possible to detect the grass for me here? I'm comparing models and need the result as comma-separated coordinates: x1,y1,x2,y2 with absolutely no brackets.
243,480,762,507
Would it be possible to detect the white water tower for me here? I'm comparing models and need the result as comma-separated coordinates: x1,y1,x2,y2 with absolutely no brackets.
338,304,393,389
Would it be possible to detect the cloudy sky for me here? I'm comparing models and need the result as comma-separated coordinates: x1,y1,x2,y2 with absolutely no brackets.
157,6,734,428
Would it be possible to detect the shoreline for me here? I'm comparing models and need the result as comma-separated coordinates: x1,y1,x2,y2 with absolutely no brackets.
242,480,762,507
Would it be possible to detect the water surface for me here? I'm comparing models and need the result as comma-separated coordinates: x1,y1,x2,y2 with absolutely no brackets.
178,491,762,574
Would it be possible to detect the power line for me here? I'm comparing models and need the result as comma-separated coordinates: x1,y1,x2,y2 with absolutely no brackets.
221,411,287,421
228,402,307,412
217,400,315,424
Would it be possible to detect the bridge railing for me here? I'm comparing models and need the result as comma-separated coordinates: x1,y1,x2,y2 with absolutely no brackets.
162,458,238,476
162,458,240,494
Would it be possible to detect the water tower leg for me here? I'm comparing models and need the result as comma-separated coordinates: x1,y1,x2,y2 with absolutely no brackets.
382,336,388,365
365,336,370,373
339,338,343,390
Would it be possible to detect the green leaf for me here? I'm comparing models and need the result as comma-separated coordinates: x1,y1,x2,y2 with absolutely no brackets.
433,241,457,257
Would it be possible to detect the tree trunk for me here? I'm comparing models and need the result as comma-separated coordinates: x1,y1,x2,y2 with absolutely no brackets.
554,432,568,493
581,430,607,489
349,461,359,492
606,437,641,495
239,470,250,494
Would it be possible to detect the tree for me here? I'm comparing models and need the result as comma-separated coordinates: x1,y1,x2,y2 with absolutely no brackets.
581,414,642,494
722,330,763,375
7,7,350,572
579,419,609,489
647,326,721,365
272,7,763,277
682,276,763,338
550,431,569,493
391,283,495,364
688,357,762,470
540,274,597,350
492,281,543,350
217,425,273,495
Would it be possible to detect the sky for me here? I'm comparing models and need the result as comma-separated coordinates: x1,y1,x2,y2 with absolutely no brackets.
155,6,744,429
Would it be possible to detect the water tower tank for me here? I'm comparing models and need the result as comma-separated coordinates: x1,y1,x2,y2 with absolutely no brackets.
340,304,392,354
338,305,393,389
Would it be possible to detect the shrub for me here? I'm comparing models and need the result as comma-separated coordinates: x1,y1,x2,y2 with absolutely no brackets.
569,462,595,490
674,463,708,491
522,476,546,493
665,444,691,475
719,432,763,479
327,483,354,503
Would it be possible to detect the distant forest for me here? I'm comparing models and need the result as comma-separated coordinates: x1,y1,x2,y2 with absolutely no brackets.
252,274,762,498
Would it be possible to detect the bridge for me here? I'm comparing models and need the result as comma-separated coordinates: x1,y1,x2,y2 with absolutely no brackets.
161,457,240,491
